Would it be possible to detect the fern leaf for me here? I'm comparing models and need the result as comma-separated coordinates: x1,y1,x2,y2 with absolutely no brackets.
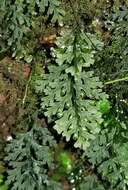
36,30,107,150
5,120,61,190
39,0,65,23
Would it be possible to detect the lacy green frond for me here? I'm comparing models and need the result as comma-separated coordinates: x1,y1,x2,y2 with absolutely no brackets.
36,30,107,150
5,120,61,190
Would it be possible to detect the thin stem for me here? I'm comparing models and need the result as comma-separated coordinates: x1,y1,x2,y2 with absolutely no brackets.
105,76,128,85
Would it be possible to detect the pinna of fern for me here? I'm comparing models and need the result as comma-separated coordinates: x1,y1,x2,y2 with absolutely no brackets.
36,29,108,150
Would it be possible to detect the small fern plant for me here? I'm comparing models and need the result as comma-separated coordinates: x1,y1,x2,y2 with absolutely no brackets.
5,119,62,190
36,30,108,150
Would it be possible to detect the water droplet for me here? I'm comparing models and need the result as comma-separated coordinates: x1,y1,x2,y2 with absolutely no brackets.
79,169,82,174
70,179,75,184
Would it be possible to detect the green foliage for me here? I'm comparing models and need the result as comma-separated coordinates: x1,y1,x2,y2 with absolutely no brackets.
36,30,107,150
79,175,105,190
95,7,128,120
5,119,62,190
52,151,73,182
97,99,111,114
84,112,128,189
115,142,128,184
0,184,8,190
0,175,3,184
57,151,72,173
89,9,128,189
0,174,8,190
1,1,128,189
46,0,65,23
0,0,64,60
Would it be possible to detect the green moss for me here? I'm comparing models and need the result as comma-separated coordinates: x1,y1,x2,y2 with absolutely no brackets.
57,151,73,173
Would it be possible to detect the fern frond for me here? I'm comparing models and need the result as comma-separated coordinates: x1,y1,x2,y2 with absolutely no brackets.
5,120,61,190
36,30,107,150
